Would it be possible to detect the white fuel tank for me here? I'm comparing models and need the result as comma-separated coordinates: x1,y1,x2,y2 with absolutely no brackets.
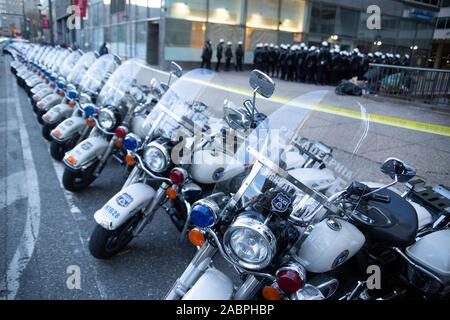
190,149,245,185
296,218,365,273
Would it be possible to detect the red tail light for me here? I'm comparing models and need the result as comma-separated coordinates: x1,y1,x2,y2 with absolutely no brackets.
276,268,303,295
114,126,127,138
170,168,186,185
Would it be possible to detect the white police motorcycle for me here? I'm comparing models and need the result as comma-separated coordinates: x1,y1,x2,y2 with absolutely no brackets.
49,53,122,160
164,86,448,300
61,59,173,192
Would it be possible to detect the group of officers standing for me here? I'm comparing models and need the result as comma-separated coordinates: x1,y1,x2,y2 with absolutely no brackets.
201,39,245,72
201,39,412,85
253,41,412,85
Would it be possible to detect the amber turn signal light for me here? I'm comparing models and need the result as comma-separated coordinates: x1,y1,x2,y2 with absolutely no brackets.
188,228,205,247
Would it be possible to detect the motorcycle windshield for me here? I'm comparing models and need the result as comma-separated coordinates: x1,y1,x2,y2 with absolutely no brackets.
96,59,160,108
59,50,83,79
77,54,120,97
141,68,220,142
66,52,98,87
211,90,381,216
51,49,70,74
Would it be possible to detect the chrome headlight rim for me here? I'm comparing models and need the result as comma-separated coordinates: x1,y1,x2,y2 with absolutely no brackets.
143,141,170,173
98,108,116,131
223,214,277,271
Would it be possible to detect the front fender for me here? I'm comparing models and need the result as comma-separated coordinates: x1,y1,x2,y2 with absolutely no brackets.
183,268,234,300
63,136,109,170
52,116,87,142
37,93,63,111
43,103,73,125
33,87,53,102
94,183,155,230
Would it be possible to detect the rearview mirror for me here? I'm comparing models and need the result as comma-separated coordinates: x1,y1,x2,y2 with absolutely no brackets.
249,70,275,98
170,61,183,78
223,99,251,131
381,158,416,183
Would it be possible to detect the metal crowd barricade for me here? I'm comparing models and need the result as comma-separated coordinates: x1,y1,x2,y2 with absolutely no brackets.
366,63,450,106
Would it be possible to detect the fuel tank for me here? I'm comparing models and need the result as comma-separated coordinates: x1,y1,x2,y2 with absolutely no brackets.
296,218,365,273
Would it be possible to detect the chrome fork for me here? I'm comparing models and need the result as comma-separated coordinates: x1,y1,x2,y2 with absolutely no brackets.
163,243,218,300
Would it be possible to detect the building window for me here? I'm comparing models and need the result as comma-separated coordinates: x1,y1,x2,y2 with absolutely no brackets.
135,21,147,59
279,0,307,33
246,0,279,30
335,7,359,37
165,0,207,22
308,2,336,35
208,0,244,25
436,17,448,29
165,18,205,48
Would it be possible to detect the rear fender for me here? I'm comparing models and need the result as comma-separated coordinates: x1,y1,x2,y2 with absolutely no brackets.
94,183,155,230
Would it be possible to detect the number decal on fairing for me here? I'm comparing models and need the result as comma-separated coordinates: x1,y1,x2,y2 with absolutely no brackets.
104,204,120,219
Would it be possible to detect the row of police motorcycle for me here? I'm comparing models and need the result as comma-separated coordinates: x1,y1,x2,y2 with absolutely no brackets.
6,41,450,300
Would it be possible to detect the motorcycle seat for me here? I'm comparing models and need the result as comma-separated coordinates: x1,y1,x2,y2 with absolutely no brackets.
362,189,418,248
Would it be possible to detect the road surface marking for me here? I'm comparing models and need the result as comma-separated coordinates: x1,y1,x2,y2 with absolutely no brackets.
50,160,108,299
5,65,41,300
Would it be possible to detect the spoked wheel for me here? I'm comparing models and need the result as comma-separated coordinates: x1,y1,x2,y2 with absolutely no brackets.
62,161,98,192
89,212,143,259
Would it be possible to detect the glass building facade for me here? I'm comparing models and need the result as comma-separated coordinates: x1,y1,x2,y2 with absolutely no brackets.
50,0,439,67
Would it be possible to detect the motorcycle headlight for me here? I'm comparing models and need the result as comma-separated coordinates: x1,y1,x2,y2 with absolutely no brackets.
223,213,276,270
143,141,169,173
98,109,116,131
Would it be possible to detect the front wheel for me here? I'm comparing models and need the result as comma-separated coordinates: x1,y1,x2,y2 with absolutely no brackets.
62,161,98,192
36,109,45,124
42,123,54,141
89,212,143,259
50,140,66,161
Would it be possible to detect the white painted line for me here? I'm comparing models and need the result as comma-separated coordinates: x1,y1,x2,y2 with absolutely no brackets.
6,65,41,300
49,155,108,299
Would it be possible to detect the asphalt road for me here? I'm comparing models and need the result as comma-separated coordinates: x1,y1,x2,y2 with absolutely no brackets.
0,54,449,300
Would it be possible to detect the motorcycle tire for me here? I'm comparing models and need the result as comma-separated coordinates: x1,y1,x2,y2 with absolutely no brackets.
50,140,66,161
62,161,98,192
32,103,38,113
42,123,54,141
36,109,45,125
89,212,143,259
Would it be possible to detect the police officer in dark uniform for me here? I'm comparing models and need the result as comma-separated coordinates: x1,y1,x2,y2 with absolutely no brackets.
235,41,244,71
401,54,411,66
330,48,342,85
201,40,212,69
349,48,362,79
254,43,264,70
317,41,332,85
267,44,277,77
305,46,318,84
286,45,297,81
225,42,233,71
216,39,224,71
295,43,307,82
